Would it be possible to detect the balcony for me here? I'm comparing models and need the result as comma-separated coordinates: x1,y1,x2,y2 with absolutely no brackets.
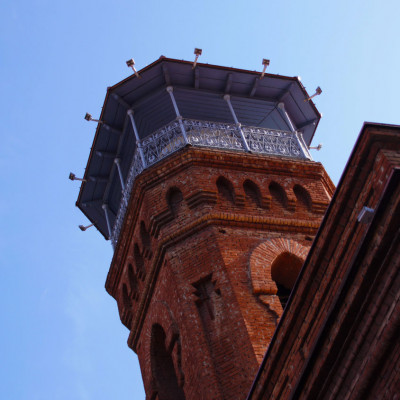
111,118,311,247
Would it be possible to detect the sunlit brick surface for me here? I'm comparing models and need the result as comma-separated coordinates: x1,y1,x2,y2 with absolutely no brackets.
105,146,333,399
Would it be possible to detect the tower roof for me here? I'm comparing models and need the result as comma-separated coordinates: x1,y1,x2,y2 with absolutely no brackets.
76,57,321,241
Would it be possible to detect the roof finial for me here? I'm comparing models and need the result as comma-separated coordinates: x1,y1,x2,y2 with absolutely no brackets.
193,48,202,69
260,59,270,79
84,112,102,124
79,224,94,231
305,87,322,102
126,58,141,78
69,172,86,182
308,143,322,151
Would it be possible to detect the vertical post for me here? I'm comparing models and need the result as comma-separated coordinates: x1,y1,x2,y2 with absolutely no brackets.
114,158,125,190
277,102,296,133
223,94,251,152
277,102,311,159
127,109,147,168
102,204,115,249
166,86,189,144
295,132,312,160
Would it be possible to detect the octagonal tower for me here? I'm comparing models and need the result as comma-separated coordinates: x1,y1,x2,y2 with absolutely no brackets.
76,57,334,399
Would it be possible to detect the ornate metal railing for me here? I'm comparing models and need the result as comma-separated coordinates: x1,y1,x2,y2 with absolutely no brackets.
111,119,311,246
185,120,245,151
142,121,186,166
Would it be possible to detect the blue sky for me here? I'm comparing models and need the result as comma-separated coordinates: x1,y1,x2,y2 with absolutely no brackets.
0,0,399,399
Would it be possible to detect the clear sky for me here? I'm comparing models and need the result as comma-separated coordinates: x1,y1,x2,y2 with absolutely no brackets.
0,0,399,399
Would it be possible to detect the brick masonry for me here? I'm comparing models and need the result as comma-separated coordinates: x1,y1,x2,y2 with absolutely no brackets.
105,146,334,399
247,123,400,400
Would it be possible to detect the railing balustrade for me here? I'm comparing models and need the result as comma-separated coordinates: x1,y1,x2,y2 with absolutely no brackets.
111,119,311,246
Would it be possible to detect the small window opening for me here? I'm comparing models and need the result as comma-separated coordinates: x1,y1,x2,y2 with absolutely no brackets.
271,252,303,309
167,187,183,217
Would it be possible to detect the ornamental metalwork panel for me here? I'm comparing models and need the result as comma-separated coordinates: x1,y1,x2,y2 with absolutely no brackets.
243,126,304,158
141,121,185,166
184,119,244,151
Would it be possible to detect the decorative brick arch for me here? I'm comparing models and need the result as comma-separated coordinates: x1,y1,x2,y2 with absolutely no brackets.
249,238,310,318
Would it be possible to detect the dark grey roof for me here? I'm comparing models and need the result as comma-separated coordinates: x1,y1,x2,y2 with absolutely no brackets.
76,57,321,240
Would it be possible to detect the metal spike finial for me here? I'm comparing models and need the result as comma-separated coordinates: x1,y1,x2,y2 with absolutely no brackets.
126,58,141,78
84,113,102,124
69,172,86,182
79,224,94,231
260,59,270,79
192,48,202,69
305,86,322,102
308,143,323,151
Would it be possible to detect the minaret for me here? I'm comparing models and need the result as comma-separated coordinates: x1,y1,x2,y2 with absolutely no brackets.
76,55,334,399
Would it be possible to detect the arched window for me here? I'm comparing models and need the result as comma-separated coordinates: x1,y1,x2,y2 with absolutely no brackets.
151,324,185,400
243,179,262,207
271,252,303,309
134,243,145,279
293,184,312,212
167,187,183,217
216,176,235,204
269,181,288,209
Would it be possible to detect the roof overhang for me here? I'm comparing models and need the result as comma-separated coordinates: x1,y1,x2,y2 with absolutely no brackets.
76,57,321,239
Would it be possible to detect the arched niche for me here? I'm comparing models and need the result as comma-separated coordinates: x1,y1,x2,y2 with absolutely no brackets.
166,187,184,217
216,176,235,204
293,184,312,212
269,181,288,209
243,179,262,207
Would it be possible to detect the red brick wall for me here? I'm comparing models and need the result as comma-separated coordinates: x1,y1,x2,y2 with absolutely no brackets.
247,124,400,400
106,146,333,399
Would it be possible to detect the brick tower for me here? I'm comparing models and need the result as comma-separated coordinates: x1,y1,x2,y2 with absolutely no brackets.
76,56,334,399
